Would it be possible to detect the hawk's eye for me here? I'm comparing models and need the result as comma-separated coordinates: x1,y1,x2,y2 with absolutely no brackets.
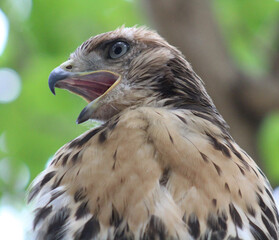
109,41,129,59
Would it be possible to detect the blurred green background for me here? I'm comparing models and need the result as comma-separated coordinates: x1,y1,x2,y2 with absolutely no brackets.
0,0,278,239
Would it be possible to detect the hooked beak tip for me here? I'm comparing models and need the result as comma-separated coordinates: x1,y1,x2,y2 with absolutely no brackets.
50,87,56,95
48,67,72,95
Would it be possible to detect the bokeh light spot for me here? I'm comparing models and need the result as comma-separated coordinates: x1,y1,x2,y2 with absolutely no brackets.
10,0,33,20
0,158,11,184
0,68,22,103
0,9,9,56
0,206,25,240
14,163,30,191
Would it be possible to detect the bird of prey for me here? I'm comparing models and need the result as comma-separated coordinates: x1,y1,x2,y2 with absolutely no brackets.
28,26,279,240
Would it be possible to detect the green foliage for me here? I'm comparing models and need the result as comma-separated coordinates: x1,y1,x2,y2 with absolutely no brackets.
214,0,279,75
259,113,279,184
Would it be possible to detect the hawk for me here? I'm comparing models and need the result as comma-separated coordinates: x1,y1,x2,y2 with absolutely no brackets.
28,26,279,240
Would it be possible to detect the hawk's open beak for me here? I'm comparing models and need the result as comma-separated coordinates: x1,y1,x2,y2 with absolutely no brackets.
48,67,121,124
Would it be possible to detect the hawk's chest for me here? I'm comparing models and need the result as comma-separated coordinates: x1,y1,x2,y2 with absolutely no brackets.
29,108,279,240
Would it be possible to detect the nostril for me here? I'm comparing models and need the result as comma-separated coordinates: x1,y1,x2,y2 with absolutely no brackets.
66,65,72,70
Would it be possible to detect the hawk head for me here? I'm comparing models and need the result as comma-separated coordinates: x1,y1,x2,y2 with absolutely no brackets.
49,26,225,129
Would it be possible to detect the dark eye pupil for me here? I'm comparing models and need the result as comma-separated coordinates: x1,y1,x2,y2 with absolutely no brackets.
114,46,122,55
109,41,129,59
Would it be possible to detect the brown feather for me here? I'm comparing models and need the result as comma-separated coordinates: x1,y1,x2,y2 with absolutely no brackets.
29,26,279,240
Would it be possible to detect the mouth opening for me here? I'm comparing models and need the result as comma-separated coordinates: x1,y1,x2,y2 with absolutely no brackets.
56,71,120,102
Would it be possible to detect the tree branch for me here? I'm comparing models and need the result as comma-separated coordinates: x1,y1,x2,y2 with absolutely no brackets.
235,76,279,121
